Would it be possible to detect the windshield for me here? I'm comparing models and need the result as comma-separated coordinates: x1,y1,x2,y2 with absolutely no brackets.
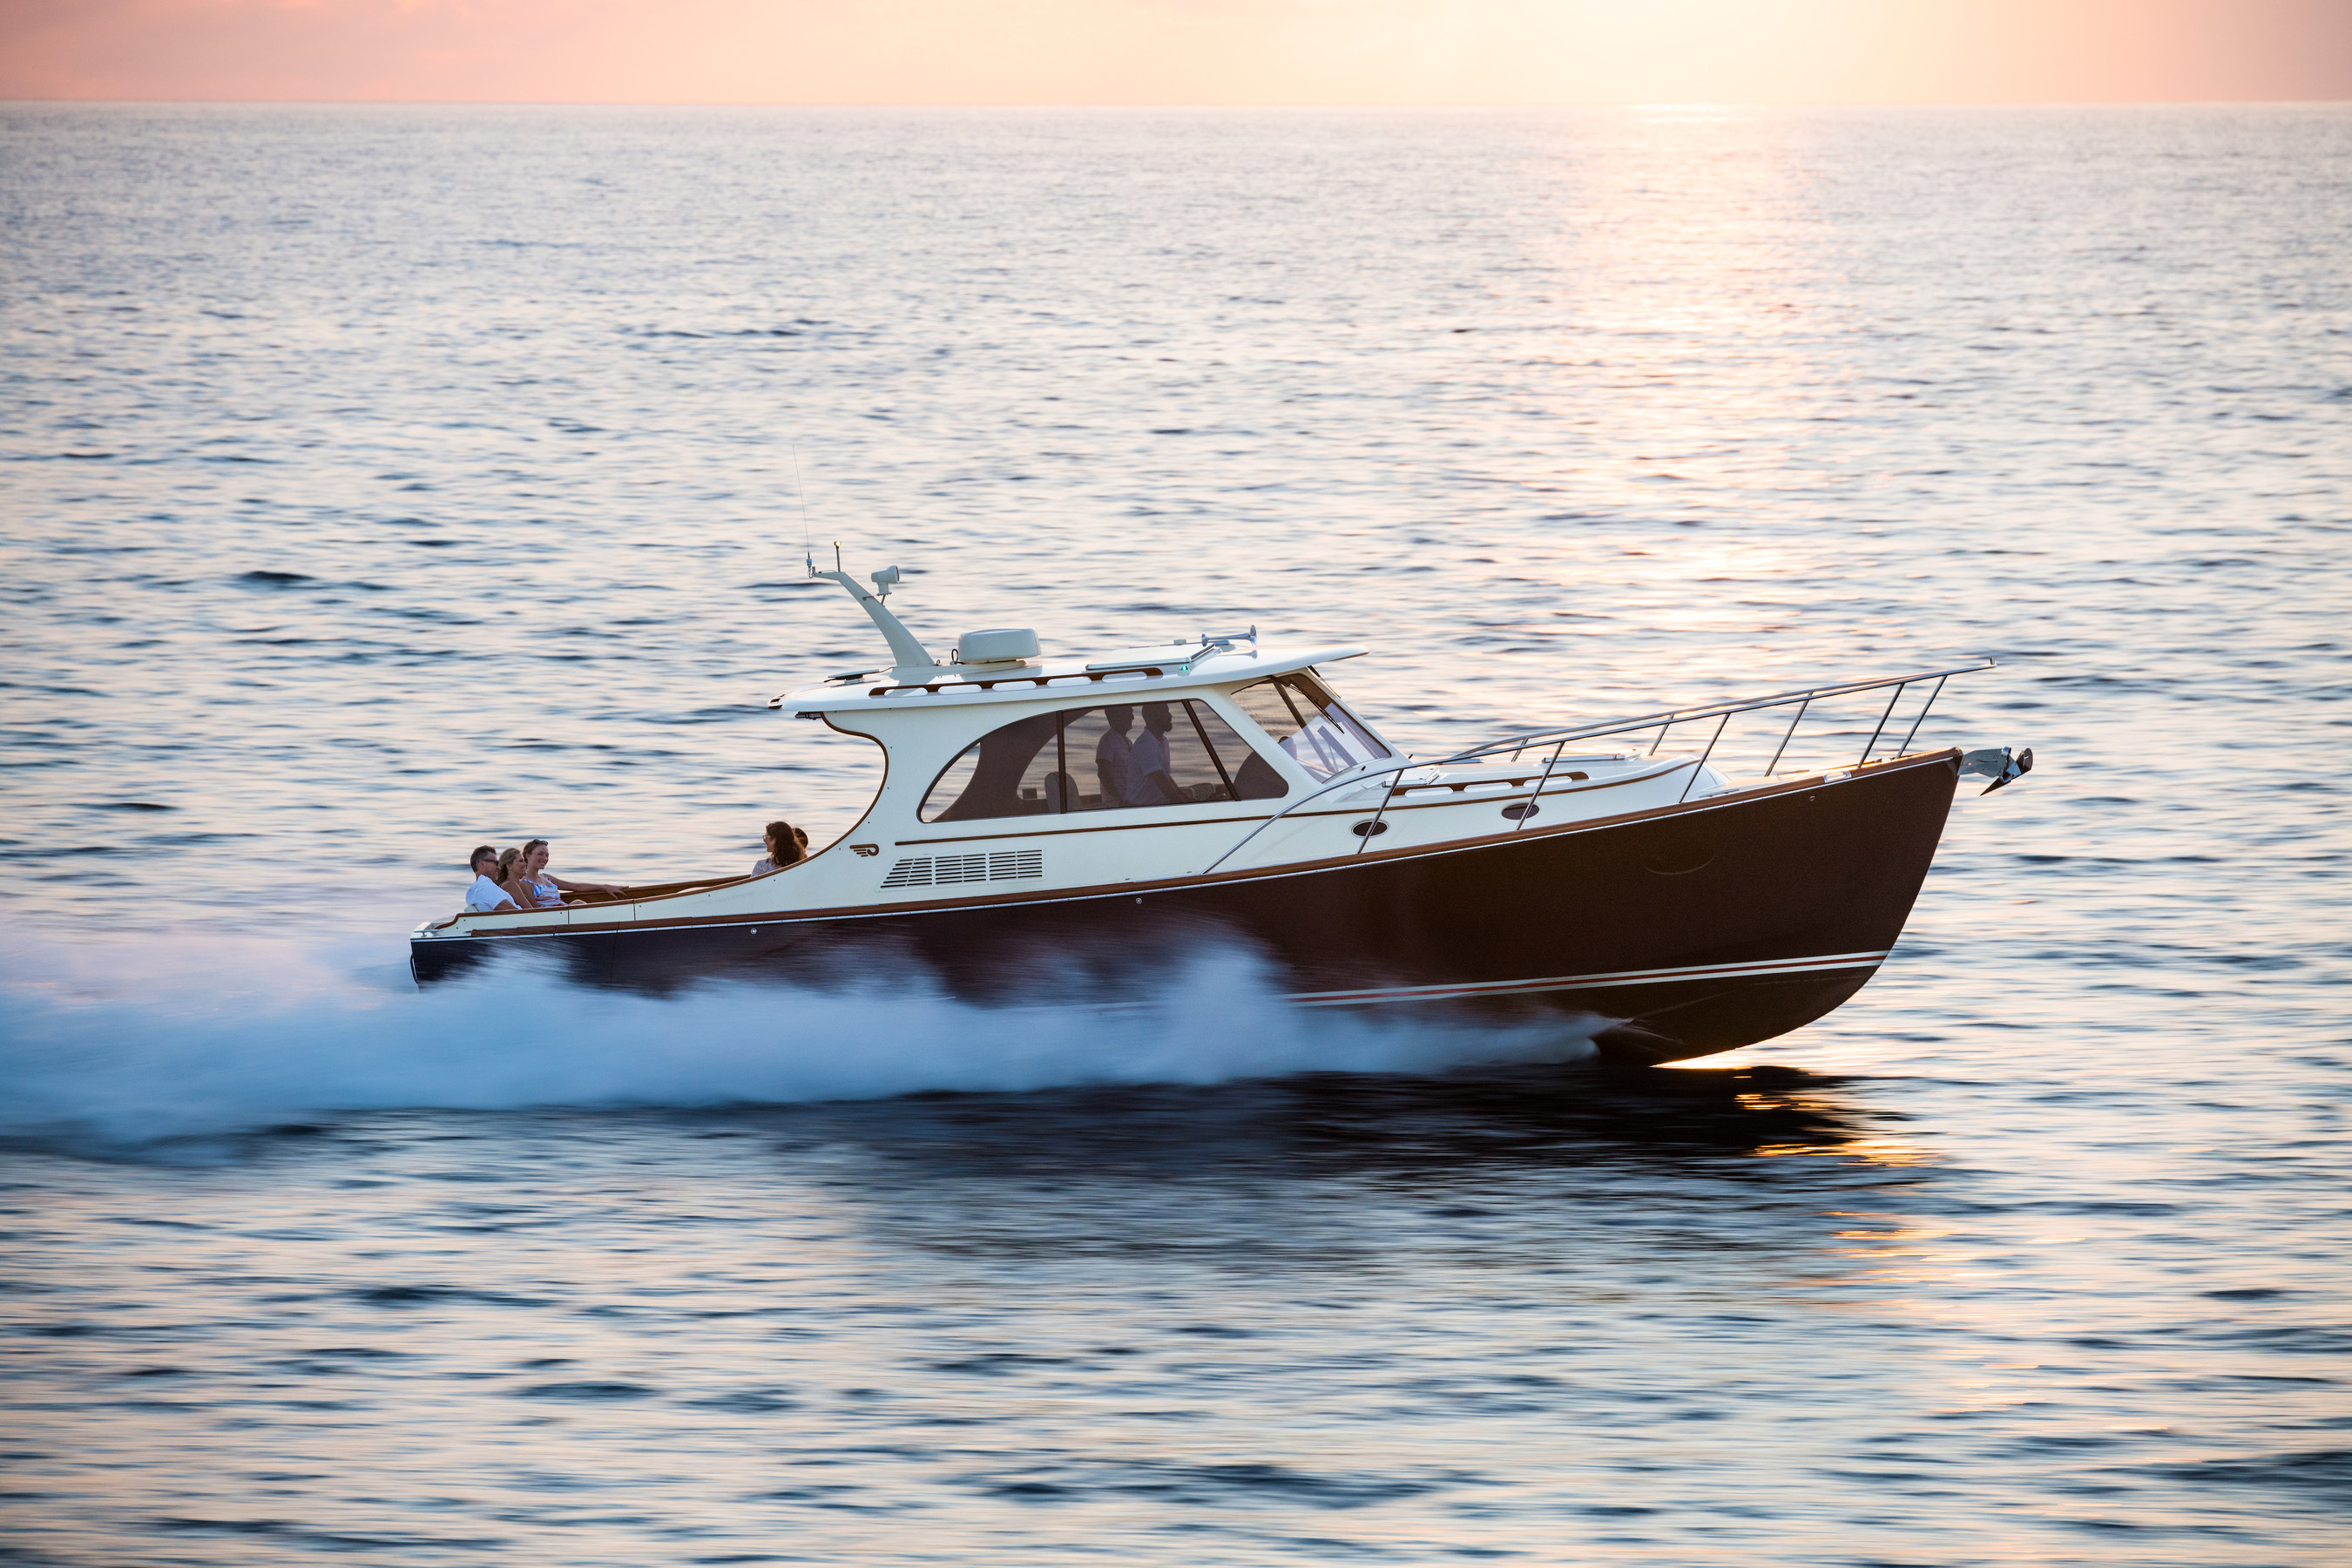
1228,672,1391,782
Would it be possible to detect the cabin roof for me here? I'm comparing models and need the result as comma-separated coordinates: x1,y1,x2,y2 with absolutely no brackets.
771,643,1368,715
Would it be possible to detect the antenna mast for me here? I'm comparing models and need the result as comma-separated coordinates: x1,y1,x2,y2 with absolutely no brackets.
792,445,814,578
808,551,933,676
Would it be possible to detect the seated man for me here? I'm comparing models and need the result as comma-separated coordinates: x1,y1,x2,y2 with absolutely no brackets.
1132,703,1188,805
1095,705,1144,809
463,845,520,913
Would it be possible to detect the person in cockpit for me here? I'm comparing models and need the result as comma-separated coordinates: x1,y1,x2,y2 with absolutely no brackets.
1132,702,1186,805
1095,705,1145,808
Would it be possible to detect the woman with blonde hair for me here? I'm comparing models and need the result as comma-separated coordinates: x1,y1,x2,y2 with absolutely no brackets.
510,839,622,908
496,846,529,907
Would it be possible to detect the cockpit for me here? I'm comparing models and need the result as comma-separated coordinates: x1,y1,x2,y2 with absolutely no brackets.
916,673,1392,823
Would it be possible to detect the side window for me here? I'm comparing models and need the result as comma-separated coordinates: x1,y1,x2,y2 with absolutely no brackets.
919,700,1288,822
921,710,1060,822
1229,673,1392,782
1059,706,1122,809
1137,700,1288,805
1189,702,1288,801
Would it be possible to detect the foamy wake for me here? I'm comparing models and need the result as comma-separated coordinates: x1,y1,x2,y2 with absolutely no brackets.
0,925,1595,1145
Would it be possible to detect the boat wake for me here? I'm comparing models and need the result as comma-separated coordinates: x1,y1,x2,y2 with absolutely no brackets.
0,924,1598,1150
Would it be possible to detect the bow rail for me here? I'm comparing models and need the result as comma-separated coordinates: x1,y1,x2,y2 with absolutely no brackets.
1202,658,1995,875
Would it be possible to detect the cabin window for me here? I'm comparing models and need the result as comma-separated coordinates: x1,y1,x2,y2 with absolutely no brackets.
1228,672,1392,781
919,700,1288,823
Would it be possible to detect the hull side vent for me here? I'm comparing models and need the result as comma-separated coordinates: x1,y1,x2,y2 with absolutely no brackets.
882,848,1044,889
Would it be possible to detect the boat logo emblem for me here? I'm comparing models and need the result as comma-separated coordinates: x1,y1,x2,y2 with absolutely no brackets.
851,843,880,857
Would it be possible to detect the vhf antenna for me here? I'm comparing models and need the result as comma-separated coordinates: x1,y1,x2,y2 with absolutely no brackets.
792,444,816,578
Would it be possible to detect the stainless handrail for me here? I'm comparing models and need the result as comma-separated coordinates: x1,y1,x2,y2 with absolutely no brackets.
1438,659,1995,767
1200,658,1993,875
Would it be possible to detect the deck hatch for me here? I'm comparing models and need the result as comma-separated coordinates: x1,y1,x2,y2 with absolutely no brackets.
882,848,1045,889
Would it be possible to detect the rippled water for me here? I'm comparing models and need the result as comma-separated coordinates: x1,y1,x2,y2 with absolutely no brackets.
3,104,2349,1564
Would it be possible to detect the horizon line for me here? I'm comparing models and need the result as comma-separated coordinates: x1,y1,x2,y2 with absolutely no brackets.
8,96,2349,110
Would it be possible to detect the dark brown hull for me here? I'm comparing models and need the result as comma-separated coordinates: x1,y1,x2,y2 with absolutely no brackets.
411,750,1963,1064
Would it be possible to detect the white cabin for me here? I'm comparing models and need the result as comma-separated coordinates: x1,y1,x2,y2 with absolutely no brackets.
419,573,1729,940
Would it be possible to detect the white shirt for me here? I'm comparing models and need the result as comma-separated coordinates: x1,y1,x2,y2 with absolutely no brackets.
465,873,515,912
1095,728,1141,808
1132,727,1169,782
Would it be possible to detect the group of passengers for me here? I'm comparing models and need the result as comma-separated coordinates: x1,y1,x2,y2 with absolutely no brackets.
460,821,813,915
462,840,623,915
1094,703,1187,809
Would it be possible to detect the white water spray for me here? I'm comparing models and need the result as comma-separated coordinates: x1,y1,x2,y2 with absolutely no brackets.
0,926,1595,1146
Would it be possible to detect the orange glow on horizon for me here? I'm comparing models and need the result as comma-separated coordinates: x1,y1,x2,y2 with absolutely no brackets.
1,0,2347,105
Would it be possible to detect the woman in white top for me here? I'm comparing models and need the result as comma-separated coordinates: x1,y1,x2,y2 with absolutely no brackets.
752,821,808,875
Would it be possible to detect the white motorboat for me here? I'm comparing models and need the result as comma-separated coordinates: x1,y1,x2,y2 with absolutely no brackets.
413,558,2031,1064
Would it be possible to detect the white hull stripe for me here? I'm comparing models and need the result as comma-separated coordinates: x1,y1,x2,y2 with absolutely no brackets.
1284,951,1890,1008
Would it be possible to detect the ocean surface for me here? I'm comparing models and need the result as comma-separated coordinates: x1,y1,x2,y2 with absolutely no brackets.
2,104,2348,1565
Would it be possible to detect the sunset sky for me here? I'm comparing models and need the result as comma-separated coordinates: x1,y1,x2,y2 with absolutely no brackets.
3,0,2348,105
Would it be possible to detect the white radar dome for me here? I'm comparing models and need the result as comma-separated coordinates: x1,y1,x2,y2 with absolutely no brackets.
957,628,1040,665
